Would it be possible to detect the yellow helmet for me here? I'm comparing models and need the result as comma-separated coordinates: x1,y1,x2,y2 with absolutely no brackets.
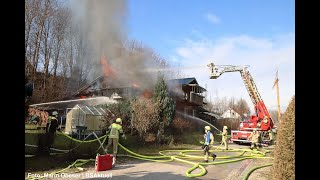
223,126,228,129
116,118,122,124
204,126,211,131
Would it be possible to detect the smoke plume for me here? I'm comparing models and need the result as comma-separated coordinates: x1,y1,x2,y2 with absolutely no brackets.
70,0,163,91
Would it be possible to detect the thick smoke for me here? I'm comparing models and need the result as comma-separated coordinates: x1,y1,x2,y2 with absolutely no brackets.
70,0,161,91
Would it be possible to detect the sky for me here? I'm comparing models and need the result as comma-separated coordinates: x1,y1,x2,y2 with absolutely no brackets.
127,0,295,113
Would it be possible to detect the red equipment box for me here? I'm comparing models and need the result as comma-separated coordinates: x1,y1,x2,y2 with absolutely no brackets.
95,154,113,171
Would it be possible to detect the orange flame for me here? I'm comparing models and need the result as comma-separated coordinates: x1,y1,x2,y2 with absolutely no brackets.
141,90,153,99
101,53,116,77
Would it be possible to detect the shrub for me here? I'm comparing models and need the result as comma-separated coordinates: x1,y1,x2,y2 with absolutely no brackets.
132,98,160,141
272,96,295,180
99,100,132,133
170,115,194,134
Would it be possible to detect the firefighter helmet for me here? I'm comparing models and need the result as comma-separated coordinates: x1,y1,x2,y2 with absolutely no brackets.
116,118,122,124
52,111,58,116
205,126,211,131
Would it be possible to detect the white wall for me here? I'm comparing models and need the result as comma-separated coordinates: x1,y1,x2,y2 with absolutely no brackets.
221,109,241,119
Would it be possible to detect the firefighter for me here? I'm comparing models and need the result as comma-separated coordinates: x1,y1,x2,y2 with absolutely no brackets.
46,111,59,133
47,111,59,147
221,126,228,150
202,126,217,163
46,111,58,132
105,118,126,163
38,111,59,154
248,129,260,150
268,129,274,145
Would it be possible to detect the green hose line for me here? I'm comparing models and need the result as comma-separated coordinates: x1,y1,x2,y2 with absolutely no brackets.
242,163,273,180
118,143,272,178
125,155,174,163
176,150,247,159
204,157,252,165
26,132,108,155
119,144,207,177
26,132,273,179
58,132,107,143
118,143,172,159
173,157,207,178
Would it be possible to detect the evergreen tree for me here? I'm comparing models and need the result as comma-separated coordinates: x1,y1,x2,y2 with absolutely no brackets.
153,74,176,138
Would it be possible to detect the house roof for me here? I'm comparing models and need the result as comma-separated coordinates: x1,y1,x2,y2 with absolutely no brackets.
72,75,104,96
168,77,198,85
168,77,207,92
223,109,239,114
72,75,133,97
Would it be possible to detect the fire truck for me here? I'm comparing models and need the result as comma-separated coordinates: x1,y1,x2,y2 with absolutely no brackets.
207,63,274,144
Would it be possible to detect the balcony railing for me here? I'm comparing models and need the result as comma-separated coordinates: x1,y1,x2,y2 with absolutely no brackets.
189,92,204,105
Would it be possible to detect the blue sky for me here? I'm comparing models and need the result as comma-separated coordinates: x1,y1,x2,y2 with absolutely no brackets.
127,0,295,112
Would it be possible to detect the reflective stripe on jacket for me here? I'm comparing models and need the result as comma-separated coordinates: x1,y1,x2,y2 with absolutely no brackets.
108,123,123,139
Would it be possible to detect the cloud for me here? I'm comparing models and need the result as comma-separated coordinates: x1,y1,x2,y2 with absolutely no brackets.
205,13,221,24
169,32,295,113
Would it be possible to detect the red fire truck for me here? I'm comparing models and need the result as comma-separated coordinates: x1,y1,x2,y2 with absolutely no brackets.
208,63,274,144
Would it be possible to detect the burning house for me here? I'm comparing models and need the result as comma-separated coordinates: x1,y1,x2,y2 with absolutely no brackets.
72,53,154,100
168,77,208,117
71,75,140,100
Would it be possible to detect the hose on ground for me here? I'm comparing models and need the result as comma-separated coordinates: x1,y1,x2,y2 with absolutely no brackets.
242,163,273,180
26,133,273,179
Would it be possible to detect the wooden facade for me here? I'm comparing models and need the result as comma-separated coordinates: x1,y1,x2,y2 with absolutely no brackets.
168,77,207,117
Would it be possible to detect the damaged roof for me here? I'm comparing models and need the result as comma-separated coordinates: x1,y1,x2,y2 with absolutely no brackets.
72,75,104,96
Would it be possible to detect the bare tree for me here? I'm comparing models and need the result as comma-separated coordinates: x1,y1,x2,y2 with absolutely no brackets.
31,0,52,79
228,97,236,110
269,110,280,125
211,96,229,115
25,0,40,62
234,98,250,116
51,6,70,77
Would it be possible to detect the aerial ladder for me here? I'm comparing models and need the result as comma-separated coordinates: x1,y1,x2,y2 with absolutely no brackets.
207,63,274,144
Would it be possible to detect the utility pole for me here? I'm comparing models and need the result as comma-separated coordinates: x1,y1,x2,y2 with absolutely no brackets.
272,70,281,122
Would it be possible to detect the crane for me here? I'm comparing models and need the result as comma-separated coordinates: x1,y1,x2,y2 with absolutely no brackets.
272,70,281,123
207,63,274,144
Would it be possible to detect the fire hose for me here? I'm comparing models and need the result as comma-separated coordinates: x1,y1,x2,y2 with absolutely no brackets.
242,163,273,180
25,132,273,179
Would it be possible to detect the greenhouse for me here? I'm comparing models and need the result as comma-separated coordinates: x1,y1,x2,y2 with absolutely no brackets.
65,104,107,136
